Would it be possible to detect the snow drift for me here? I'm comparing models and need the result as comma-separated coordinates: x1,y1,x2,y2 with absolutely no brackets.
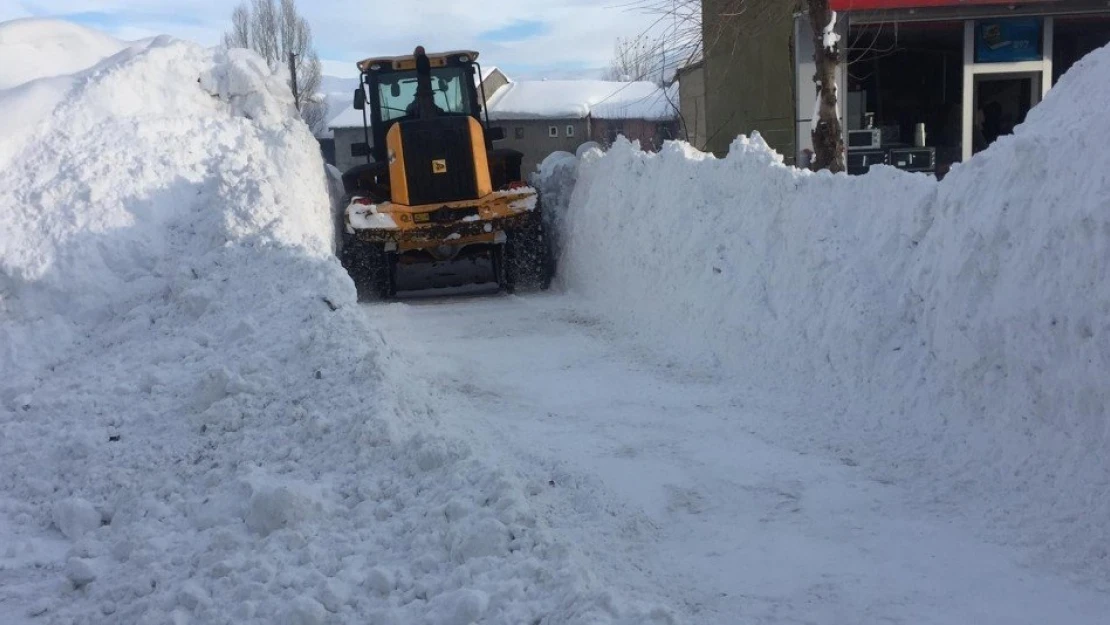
0,18,132,90
542,45,1110,579
0,21,660,625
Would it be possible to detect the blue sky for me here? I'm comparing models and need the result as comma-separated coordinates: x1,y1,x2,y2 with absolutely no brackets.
1,1,660,80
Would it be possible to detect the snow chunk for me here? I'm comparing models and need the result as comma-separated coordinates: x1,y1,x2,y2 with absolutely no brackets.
177,581,210,611
198,47,297,126
347,203,398,232
426,589,489,625
52,498,101,540
282,596,326,625
64,557,97,587
316,578,349,613
366,566,394,596
450,516,510,562
244,482,323,536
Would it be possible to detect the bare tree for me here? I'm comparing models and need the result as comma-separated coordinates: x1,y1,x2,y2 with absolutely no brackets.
807,0,845,172
632,0,845,172
604,35,667,84
223,0,326,134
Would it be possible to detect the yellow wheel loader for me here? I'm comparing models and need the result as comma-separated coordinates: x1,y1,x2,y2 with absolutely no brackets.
338,46,554,299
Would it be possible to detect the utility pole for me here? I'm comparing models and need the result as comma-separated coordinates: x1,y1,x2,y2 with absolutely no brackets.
288,52,300,110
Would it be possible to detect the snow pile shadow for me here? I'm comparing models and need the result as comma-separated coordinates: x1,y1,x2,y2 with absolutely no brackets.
0,22,662,625
541,45,1110,579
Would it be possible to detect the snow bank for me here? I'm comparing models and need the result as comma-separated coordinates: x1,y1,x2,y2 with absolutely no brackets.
0,20,147,170
542,45,1110,579
0,21,659,625
0,19,131,90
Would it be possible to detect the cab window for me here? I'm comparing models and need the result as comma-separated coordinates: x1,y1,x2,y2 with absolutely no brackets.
376,67,472,122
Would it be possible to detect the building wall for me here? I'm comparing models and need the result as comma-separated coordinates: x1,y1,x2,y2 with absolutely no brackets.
490,118,589,176
591,118,679,151
333,127,372,174
702,0,798,161
677,64,707,150
317,138,336,167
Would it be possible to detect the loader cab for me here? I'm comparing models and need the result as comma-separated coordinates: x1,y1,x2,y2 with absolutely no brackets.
345,48,521,209
348,48,509,207
354,49,488,163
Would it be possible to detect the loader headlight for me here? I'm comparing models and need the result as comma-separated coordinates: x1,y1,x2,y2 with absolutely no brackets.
458,54,470,62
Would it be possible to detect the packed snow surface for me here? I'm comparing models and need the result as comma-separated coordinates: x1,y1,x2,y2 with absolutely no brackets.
486,80,676,121
0,20,662,625
376,292,1110,625
541,42,1110,585
327,104,368,130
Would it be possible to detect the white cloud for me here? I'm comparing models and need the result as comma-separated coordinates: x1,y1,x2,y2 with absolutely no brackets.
14,0,661,76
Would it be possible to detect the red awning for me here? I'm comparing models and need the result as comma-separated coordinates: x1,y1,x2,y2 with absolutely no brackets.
830,0,1057,10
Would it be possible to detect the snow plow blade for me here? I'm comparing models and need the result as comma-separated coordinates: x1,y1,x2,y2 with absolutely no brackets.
340,188,554,299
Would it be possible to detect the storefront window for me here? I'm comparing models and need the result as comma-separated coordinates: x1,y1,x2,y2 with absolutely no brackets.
1053,16,1110,82
845,21,963,176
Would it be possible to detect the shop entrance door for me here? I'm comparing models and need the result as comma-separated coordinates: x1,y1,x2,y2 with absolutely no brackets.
960,18,1053,161
972,72,1041,154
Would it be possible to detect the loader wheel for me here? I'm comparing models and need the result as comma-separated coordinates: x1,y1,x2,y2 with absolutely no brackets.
504,212,554,292
341,235,394,301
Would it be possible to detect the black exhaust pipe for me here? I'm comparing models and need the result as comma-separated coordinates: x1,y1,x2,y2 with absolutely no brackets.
413,46,437,120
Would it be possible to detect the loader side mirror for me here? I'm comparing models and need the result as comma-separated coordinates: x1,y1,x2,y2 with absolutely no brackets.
352,87,365,111
487,126,506,142
351,142,371,157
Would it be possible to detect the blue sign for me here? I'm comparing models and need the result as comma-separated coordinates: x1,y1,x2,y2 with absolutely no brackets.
975,18,1043,63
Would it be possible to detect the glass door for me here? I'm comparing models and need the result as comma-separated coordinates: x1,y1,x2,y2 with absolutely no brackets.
971,72,1042,154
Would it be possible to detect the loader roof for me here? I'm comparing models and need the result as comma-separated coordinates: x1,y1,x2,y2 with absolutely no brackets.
356,50,480,73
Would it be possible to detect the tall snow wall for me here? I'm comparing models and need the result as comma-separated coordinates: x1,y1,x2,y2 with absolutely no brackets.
543,45,1110,578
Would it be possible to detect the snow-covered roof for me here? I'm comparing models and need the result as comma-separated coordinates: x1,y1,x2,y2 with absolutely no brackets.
592,83,679,121
485,80,678,122
328,105,368,130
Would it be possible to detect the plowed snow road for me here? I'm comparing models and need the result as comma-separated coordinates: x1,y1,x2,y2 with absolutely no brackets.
374,292,1110,624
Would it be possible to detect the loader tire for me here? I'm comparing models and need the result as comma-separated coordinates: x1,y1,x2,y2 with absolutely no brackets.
341,235,394,301
505,212,554,293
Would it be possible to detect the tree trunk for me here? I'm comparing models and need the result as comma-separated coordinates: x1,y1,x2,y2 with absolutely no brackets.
808,0,845,173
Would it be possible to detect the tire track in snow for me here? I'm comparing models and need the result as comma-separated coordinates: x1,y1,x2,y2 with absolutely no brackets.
372,292,1110,625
